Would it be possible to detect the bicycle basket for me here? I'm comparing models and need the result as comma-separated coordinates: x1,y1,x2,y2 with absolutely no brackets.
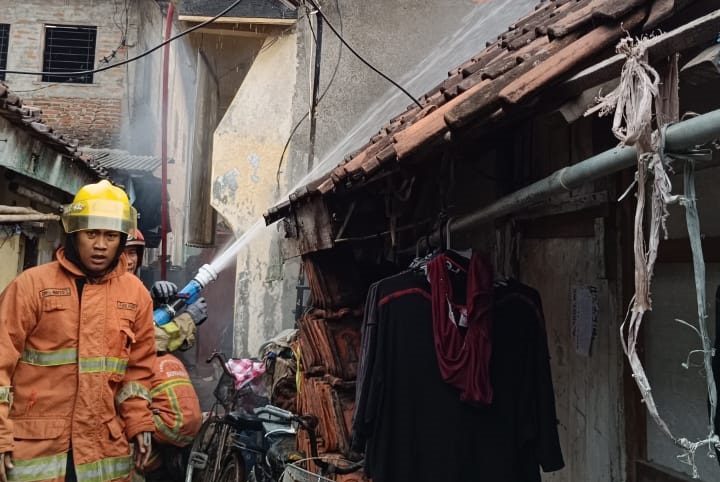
233,380,270,413
213,370,236,408
281,462,335,482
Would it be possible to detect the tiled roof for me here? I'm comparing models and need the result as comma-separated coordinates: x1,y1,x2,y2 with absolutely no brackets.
0,84,108,179
177,0,297,20
264,0,704,224
81,148,163,173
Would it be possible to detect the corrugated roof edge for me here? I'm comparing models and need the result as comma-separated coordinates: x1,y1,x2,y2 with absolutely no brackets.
0,83,109,180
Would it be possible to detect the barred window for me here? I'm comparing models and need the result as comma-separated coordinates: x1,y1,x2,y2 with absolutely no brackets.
0,24,9,82
42,25,97,84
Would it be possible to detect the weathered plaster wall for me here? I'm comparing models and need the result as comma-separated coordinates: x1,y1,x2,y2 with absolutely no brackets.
212,33,297,356
0,0,137,147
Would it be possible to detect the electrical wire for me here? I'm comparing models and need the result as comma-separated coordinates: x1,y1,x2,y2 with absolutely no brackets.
13,83,63,93
275,0,344,190
0,0,247,77
305,0,421,110
101,0,131,65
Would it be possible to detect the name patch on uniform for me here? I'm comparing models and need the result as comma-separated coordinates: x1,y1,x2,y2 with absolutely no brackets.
40,288,71,298
117,301,137,311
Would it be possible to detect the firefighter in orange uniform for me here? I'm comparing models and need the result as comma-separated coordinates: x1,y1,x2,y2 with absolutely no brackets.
123,231,203,481
0,180,156,482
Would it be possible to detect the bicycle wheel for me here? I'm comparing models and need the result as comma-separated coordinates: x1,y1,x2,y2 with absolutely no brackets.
186,417,224,482
217,452,246,482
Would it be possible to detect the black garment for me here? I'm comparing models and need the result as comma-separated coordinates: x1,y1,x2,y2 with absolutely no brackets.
354,273,563,482
351,278,381,453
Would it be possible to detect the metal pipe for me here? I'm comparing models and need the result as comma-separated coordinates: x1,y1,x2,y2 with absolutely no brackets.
435,108,720,244
160,2,174,280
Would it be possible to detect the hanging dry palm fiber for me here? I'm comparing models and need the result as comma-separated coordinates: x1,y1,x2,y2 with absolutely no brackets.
586,37,719,478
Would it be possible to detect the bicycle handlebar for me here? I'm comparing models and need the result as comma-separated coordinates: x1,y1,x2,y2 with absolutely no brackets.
206,350,235,379
254,404,295,421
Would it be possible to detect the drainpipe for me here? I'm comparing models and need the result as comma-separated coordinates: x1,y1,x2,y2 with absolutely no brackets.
161,2,174,280
432,108,720,246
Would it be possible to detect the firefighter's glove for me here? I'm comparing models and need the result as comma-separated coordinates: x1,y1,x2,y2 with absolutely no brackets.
151,280,178,303
185,297,208,326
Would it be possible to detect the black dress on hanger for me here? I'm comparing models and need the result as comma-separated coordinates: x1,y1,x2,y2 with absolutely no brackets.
351,265,564,482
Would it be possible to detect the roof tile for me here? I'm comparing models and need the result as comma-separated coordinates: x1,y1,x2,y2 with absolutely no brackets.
500,7,648,105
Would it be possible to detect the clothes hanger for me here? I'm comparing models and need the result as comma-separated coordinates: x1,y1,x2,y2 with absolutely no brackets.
441,217,472,274
409,235,434,270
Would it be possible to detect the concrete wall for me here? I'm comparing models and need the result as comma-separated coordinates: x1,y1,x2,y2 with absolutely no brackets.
0,0,136,147
212,0,538,356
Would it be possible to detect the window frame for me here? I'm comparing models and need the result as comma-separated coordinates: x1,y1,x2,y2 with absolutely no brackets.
41,24,97,84
0,24,10,82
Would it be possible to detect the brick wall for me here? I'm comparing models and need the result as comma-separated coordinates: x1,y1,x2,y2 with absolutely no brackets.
26,97,122,148
0,0,140,148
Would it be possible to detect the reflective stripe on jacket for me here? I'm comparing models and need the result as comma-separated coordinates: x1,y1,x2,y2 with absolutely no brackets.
0,248,156,482
150,353,202,447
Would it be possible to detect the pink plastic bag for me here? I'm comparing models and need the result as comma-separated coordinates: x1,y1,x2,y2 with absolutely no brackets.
226,358,266,390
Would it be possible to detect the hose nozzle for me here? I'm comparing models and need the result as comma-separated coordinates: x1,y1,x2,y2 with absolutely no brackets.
194,264,218,289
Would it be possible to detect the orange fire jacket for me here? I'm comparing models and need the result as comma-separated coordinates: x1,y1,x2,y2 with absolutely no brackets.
150,352,202,447
0,248,156,482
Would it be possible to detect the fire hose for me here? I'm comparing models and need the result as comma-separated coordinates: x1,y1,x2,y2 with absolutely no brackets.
153,264,219,327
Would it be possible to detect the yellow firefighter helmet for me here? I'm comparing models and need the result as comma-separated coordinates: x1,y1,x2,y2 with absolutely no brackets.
61,180,137,235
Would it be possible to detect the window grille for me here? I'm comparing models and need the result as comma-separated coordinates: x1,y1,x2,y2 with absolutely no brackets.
42,25,97,84
0,24,9,82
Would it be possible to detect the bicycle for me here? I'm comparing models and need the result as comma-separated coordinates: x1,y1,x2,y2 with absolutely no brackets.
185,350,271,482
185,351,363,482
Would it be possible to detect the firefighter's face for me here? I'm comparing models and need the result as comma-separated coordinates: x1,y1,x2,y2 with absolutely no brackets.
76,229,121,274
125,247,139,274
